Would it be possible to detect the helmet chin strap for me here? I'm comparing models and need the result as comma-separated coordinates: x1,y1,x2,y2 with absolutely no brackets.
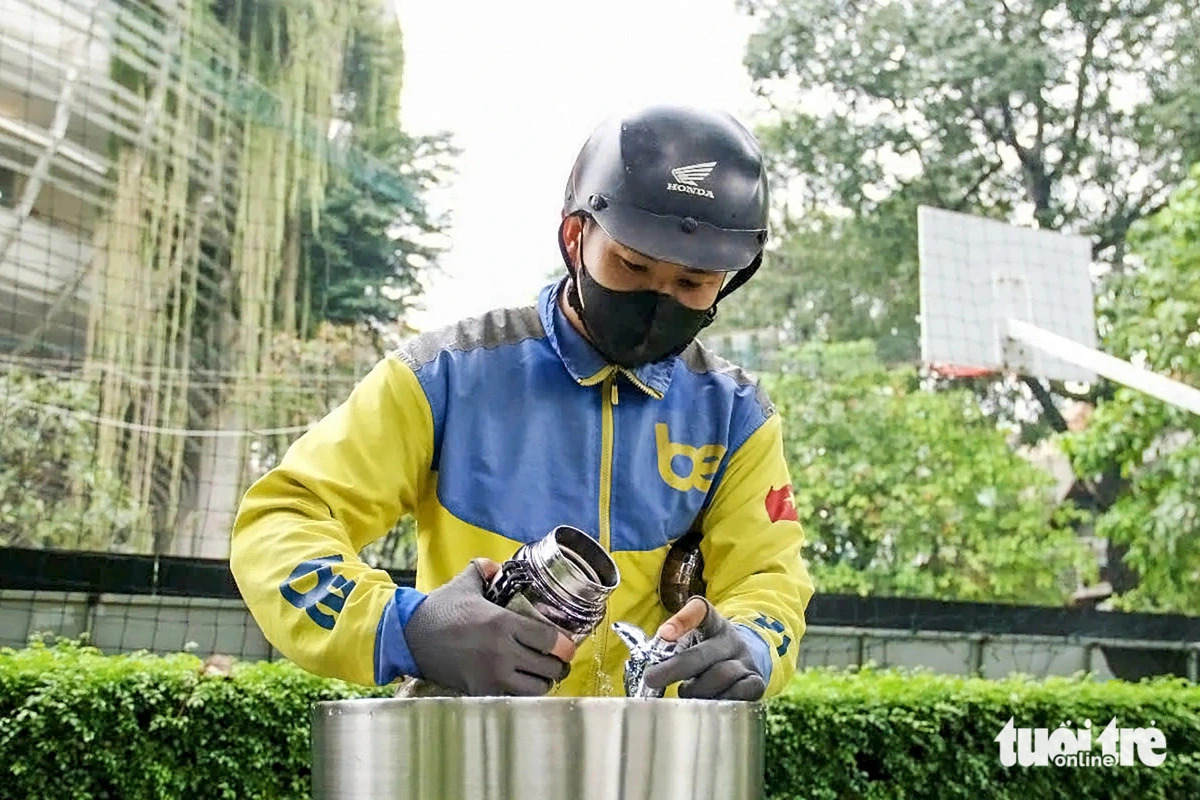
557,215,590,325
716,252,761,303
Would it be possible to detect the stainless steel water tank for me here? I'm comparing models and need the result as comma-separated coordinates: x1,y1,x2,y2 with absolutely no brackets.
311,697,765,800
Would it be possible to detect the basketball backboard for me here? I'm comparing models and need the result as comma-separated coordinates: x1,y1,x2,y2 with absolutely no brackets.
917,206,1098,383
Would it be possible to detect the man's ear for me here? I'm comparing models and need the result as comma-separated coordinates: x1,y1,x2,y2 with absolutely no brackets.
557,214,580,272
561,214,584,238
559,214,584,265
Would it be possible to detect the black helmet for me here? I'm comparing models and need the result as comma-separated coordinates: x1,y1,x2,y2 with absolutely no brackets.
562,104,769,296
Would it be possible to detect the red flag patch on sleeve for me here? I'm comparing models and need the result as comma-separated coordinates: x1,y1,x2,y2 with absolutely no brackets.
765,485,798,523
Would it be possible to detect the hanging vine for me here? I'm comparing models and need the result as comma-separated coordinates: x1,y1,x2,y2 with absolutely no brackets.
81,0,404,553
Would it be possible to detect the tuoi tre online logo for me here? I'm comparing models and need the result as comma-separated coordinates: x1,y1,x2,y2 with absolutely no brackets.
995,717,1167,768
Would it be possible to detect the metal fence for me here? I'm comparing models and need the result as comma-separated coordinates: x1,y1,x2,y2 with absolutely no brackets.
4,546,1196,684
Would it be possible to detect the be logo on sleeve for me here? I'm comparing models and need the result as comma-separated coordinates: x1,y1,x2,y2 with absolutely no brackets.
279,555,357,630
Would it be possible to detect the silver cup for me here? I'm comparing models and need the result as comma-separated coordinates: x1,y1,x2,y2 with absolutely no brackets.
395,525,619,697
485,524,620,642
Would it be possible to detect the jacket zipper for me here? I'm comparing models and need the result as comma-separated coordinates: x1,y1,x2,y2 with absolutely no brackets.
600,375,615,551
594,374,617,694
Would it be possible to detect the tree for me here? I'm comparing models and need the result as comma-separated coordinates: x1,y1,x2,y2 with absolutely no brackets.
714,193,924,362
766,340,1095,604
302,128,457,331
298,9,458,331
1060,164,1200,613
729,0,1200,353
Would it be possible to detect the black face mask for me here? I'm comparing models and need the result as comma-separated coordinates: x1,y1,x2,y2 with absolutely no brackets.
566,244,716,369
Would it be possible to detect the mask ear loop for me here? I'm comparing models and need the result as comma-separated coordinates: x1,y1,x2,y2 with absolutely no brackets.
558,213,596,332
693,249,762,330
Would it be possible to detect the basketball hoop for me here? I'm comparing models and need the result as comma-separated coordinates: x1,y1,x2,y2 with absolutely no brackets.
929,363,997,379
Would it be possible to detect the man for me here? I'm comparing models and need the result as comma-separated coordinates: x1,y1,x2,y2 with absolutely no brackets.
230,104,814,701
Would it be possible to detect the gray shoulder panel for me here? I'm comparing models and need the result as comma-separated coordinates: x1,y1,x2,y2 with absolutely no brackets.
393,304,545,371
678,339,775,417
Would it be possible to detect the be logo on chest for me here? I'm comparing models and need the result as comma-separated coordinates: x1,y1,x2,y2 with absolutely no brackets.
654,422,726,493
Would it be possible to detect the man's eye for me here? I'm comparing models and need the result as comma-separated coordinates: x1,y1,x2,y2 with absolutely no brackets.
622,260,648,273
678,279,702,290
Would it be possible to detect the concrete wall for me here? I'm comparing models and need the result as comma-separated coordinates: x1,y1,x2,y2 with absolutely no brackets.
796,626,1128,681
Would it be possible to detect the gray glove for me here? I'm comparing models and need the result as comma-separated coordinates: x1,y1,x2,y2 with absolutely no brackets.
404,560,571,696
642,598,766,701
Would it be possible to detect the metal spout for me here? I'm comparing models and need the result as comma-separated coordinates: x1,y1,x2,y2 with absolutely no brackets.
612,621,650,654
612,621,679,698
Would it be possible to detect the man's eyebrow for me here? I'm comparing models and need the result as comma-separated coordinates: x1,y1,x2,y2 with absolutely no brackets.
615,250,713,277
614,250,651,268
670,262,719,277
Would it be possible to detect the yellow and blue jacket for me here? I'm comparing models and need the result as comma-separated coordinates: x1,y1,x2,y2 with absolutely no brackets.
230,279,814,698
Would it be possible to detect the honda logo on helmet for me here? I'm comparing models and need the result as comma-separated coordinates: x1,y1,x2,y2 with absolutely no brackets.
667,161,716,199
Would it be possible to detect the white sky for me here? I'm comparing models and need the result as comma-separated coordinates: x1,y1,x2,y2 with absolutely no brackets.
392,0,764,332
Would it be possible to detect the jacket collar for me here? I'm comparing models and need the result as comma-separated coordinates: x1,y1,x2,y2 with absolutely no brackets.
538,277,676,399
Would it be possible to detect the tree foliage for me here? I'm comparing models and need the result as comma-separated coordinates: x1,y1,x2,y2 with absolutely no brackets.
716,195,924,361
724,0,1200,351
1061,164,1200,613
303,129,456,330
767,341,1094,603
299,10,458,330
0,370,148,551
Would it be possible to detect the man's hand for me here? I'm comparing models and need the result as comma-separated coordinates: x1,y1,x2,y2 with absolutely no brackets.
404,559,576,696
643,596,766,701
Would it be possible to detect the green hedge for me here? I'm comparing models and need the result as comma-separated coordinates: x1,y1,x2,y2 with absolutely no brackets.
0,640,390,800
767,667,1200,799
2,640,1199,799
